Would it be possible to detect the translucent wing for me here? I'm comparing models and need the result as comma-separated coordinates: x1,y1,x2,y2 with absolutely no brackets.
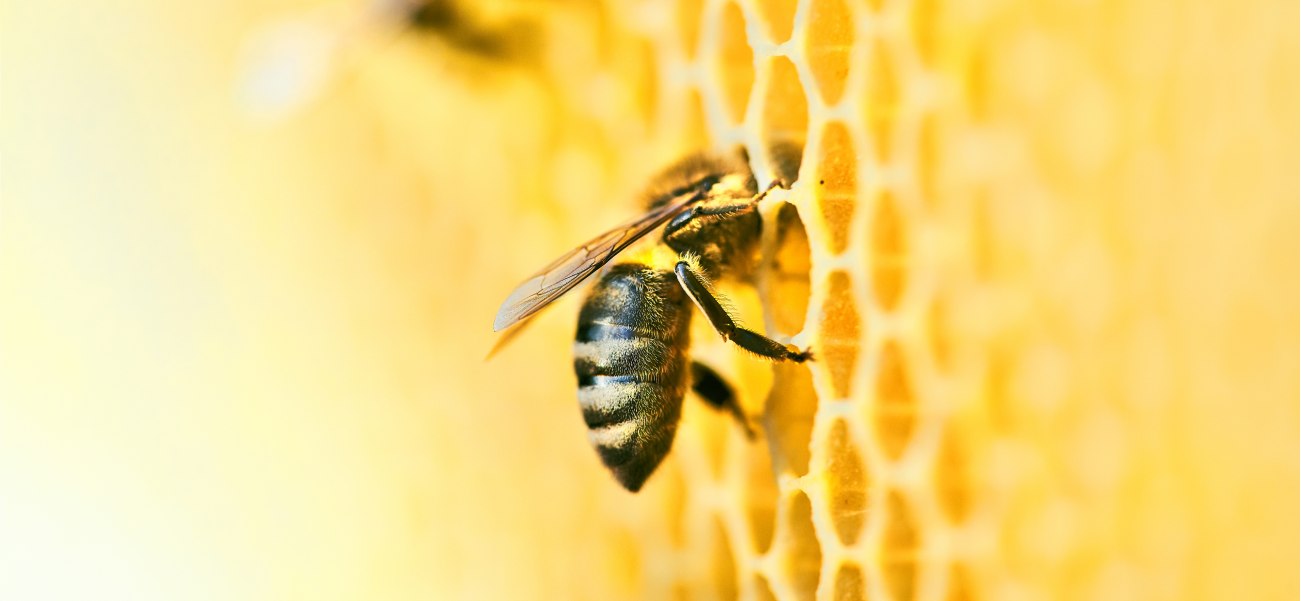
493,190,705,332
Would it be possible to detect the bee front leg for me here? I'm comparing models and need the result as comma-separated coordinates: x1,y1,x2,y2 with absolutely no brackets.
690,361,755,438
674,260,813,363
663,202,758,241
662,181,787,242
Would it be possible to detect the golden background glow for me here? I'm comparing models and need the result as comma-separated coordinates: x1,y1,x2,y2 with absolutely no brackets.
0,0,1295,600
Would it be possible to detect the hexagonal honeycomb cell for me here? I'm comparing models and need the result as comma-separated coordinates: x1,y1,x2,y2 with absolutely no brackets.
933,425,972,523
806,0,854,105
677,0,705,59
873,339,915,459
832,563,866,601
765,202,812,336
765,361,818,476
760,56,809,144
753,0,797,43
946,564,974,601
779,491,822,601
825,418,868,544
814,120,858,255
863,37,900,163
881,491,920,601
818,271,862,399
870,190,907,310
743,435,780,553
711,2,754,125
753,575,779,601
712,515,739,600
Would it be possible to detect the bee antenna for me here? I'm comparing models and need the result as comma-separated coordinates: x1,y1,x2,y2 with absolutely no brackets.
751,179,786,204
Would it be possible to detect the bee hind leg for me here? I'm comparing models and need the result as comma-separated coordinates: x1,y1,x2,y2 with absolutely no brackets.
690,361,755,438
674,260,813,363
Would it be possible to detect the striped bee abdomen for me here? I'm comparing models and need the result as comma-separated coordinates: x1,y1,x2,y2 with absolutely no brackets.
574,263,692,492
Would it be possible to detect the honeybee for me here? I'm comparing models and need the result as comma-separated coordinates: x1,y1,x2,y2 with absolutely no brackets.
493,146,812,492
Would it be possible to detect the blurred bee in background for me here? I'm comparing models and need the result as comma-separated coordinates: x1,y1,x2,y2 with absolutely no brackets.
493,146,812,492
237,0,538,120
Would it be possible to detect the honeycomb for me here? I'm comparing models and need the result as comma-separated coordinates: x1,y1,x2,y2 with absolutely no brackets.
494,0,1297,600
1,0,1292,600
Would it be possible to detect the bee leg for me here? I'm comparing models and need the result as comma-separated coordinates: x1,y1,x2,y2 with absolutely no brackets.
690,361,755,438
674,261,813,363
663,202,758,240
664,181,786,243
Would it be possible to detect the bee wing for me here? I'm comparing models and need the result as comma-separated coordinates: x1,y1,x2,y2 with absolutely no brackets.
484,311,541,360
493,191,703,332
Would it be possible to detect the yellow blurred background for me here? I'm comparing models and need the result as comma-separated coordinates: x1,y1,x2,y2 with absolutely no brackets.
0,1,1295,600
